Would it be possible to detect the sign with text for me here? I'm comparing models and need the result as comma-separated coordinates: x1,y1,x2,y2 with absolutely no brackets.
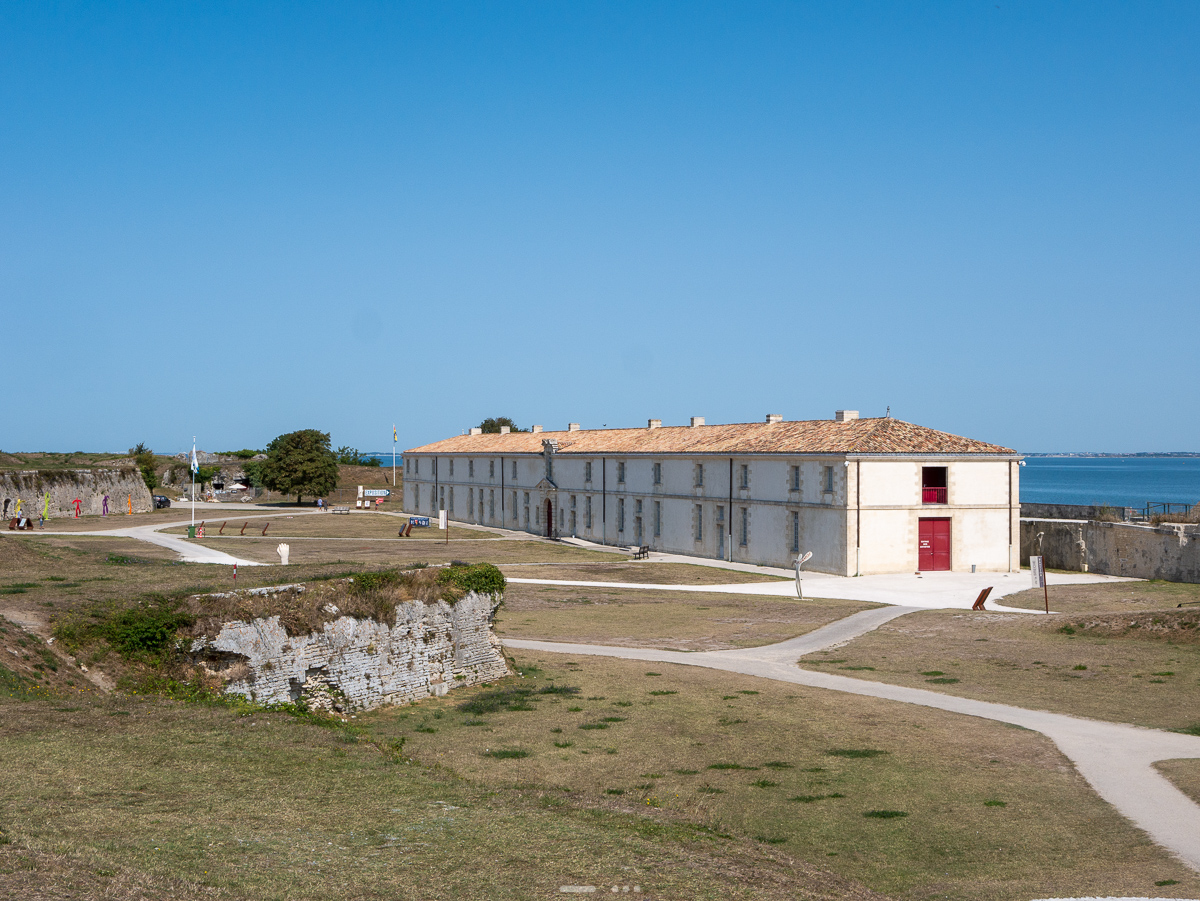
363,488,390,497
1029,555,1046,589
438,510,447,530
409,517,430,527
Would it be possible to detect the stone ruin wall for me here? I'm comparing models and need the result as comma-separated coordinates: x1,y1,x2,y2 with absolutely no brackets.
190,591,510,711
1,468,154,519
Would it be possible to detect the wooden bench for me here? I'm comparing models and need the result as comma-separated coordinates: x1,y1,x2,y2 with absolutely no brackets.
331,506,351,515
633,545,650,560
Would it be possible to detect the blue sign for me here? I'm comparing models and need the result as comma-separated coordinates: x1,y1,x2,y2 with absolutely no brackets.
410,516,430,527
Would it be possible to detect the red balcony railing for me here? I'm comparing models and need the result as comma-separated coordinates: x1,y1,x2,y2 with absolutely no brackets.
922,487,947,504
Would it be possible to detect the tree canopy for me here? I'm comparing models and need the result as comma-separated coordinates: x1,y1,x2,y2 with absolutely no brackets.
261,429,340,504
478,417,525,434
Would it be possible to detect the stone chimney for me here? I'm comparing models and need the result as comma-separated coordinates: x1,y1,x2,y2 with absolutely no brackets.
765,413,783,424
499,426,511,434
568,423,581,432
648,419,662,429
469,427,482,435
531,425,543,433
835,410,859,422
690,416,705,427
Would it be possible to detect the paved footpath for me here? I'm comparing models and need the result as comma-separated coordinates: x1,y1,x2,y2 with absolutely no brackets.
506,608,1200,873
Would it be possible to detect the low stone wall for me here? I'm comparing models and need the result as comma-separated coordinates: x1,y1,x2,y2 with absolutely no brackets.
190,591,509,711
1021,518,1200,583
1,468,154,519
1020,503,1134,522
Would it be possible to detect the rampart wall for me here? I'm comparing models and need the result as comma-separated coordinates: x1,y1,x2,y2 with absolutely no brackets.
1,468,153,519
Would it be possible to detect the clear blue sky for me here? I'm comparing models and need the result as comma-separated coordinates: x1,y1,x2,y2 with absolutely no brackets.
3,2,1196,454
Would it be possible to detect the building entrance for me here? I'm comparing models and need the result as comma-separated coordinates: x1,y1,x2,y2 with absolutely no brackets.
918,518,951,571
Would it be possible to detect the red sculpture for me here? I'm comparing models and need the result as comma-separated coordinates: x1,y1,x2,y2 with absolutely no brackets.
72,498,82,518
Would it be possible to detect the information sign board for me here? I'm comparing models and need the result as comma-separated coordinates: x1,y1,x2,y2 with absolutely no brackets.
363,489,390,497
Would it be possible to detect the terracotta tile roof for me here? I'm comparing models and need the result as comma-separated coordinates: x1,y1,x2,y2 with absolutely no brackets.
406,418,1015,457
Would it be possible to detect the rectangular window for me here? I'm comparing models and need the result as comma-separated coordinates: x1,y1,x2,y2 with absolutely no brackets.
523,492,530,527
617,498,625,533
546,454,553,482
438,486,445,512
512,491,518,521
791,511,800,553
585,495,593,529
479,493,484,521
585,461,592,483
449,459,454,478
512,460,518,479
415,459,419,475
468,487,473,517
617,461,626,483
694,464,704,488
739,464,749,489
489,459,495,479
449,487,454,513
468,460,474,478
652,462,661,485
694,505,703,541
823,465,834,493
740,507,749,546
489,489,495,520
653,501,661,537
790,465,800,491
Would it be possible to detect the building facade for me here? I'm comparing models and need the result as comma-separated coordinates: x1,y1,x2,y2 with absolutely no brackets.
403,412,1021,575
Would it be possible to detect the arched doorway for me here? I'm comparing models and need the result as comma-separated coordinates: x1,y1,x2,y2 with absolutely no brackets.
544,499,553,538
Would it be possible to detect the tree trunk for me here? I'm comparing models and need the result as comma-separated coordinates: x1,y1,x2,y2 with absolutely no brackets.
296,494,303,505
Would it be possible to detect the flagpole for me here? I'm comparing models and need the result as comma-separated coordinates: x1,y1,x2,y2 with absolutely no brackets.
392,424,397,489
191,436,196,528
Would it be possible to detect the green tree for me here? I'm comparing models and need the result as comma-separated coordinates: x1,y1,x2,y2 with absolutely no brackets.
335,446,381,467
130,444,159,491
478,417,524,434
261,429,339,504
194,466,220,492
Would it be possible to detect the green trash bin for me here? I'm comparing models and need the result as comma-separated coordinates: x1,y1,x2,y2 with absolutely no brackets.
187,525,196,539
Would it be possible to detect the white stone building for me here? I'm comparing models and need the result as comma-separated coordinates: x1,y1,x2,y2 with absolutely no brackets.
403,412,1021,576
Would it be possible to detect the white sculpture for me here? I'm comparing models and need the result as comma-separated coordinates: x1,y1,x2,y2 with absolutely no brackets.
794,551,813,600
278,543,290,565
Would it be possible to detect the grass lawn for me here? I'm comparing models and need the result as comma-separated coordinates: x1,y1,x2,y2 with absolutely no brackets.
1003,579,1200,613
369,652,1199,901
163,513,497,541
1158,758,1200,806
798,587,1200,731
500,561,788,585
185,537,625,566
496,584,877,650
0,690,867,901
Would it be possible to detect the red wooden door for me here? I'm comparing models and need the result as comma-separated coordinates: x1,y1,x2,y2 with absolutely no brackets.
918,518,951,571
545,499,553,537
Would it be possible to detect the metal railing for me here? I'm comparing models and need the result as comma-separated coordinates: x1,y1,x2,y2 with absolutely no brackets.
922,487,947,504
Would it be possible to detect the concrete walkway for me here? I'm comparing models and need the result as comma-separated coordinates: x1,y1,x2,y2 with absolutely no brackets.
508,568,1131,612
505,611,1200,873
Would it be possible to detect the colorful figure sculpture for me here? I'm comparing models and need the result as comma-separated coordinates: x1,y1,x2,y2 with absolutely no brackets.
43,494,50,521
72,498,82,518
102,495,110,516
127,495,132,514
14,499,21,516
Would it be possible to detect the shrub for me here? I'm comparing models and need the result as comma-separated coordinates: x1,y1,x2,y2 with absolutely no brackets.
436,563,506,596
825,748,887,759
103,601,195,658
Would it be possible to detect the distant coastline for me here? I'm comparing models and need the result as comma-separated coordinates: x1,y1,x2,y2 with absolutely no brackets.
1022,452,1200,458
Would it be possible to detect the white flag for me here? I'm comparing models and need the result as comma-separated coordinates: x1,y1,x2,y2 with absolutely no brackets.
191,444,199,474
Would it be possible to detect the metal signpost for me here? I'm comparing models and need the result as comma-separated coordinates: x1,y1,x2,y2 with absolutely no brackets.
438,509,448,545
1030,555,1049,613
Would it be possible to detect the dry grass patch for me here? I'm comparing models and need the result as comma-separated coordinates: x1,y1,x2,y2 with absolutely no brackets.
0,693,893,901
501,561,788,585
497,585,876,650
375,653,1200,901
800,606,1200,730
1156,758,1200,806
1003,579,1200,614
186,536,622,566
163,513,495,541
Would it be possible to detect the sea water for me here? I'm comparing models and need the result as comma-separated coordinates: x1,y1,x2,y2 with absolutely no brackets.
1020,457,1200,508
